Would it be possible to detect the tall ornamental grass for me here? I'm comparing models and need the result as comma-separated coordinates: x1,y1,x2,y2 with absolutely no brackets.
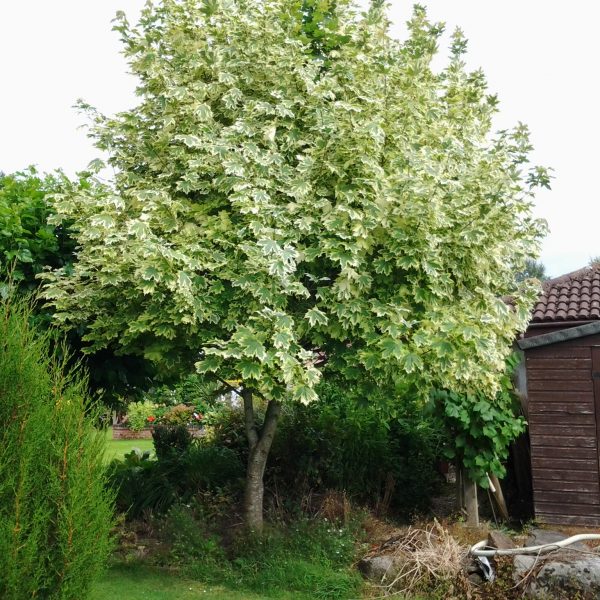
0,294,114,600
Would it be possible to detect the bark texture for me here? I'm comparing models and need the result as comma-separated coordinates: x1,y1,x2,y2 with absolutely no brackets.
242,390,280,532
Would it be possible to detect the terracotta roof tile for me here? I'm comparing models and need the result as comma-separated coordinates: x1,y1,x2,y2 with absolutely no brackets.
531,265,600,323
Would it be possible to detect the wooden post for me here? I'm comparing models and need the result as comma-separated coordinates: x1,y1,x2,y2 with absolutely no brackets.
456,463,464,512
464,474,479,527
489,473,510,522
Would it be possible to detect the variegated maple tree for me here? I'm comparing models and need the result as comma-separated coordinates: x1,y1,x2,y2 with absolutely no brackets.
43,0,548,530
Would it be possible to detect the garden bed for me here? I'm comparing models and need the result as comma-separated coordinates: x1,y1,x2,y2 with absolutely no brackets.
112,425,204,440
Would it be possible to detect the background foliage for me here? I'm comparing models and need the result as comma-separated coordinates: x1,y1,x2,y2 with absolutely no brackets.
0,167,74,290
0,167,157,406
268,380,443,514
110,378,442,519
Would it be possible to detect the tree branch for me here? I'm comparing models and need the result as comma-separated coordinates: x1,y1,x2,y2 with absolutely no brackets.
215,376,243,395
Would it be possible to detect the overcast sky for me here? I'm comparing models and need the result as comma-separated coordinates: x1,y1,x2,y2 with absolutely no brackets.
1,1,598,277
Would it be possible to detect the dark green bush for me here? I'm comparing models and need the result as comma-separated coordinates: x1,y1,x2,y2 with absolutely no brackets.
112,379,441,520
107,449,178,516
431,354,526,487
0,294,114,600
109,443,243,519
0,169,159,410
270,407,442,515
207,405,259,466
0,168,74,289
182,445,244,492
152,423,193,460
209,381,443,516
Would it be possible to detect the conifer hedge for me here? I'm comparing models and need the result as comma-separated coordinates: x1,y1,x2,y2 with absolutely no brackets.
0,293,114,600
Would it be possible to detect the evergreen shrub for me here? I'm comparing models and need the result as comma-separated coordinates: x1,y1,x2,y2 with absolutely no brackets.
270,405,442,514
0,294,114,600
107,449,175,516
181,445,243,492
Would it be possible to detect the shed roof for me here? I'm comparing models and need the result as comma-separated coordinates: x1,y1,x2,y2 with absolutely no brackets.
518,320,600,350
531,264,600,323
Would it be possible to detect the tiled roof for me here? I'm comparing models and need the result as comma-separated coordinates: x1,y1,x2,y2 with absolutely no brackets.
531,265,600,323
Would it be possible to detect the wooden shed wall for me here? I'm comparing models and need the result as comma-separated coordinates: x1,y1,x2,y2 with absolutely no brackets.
525,333,600,526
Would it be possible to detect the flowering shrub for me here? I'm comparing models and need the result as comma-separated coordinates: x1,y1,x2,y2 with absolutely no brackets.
126,400,159,431
161,404,195,427
125,400,209,431
124,375,226,431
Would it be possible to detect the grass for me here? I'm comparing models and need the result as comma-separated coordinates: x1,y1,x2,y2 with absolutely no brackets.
104,427,154,463
167,514,365,600
98,515,364,599
100,438,364,599
91,564,329,600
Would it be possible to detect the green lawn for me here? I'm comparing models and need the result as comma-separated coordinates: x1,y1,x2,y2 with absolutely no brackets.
104,428,154,463
91,565,319,600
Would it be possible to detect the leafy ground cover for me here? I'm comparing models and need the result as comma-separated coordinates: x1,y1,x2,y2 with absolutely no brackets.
104,428,154,463
107,507,365,599
91,565,311,600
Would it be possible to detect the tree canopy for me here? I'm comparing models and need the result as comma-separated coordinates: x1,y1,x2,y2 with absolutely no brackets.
43,0,547,405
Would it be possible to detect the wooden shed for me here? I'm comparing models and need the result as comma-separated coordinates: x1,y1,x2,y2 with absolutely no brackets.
517,265,600,526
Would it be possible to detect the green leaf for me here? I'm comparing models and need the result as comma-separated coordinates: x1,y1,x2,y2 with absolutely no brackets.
195,103,213,121
195,356,221,373
305,307,328,327
258,238,280,255
294,385,318,405
178,271,192,289
273,331,292,349
241,337,267,362
239,359,261,379
15,248,33,263
361,351,380,370
380,338,403,360
403,353,423,373
143,266,161,281
175,134,203,148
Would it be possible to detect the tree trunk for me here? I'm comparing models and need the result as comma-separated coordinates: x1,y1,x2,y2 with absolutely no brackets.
242,389,280,533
